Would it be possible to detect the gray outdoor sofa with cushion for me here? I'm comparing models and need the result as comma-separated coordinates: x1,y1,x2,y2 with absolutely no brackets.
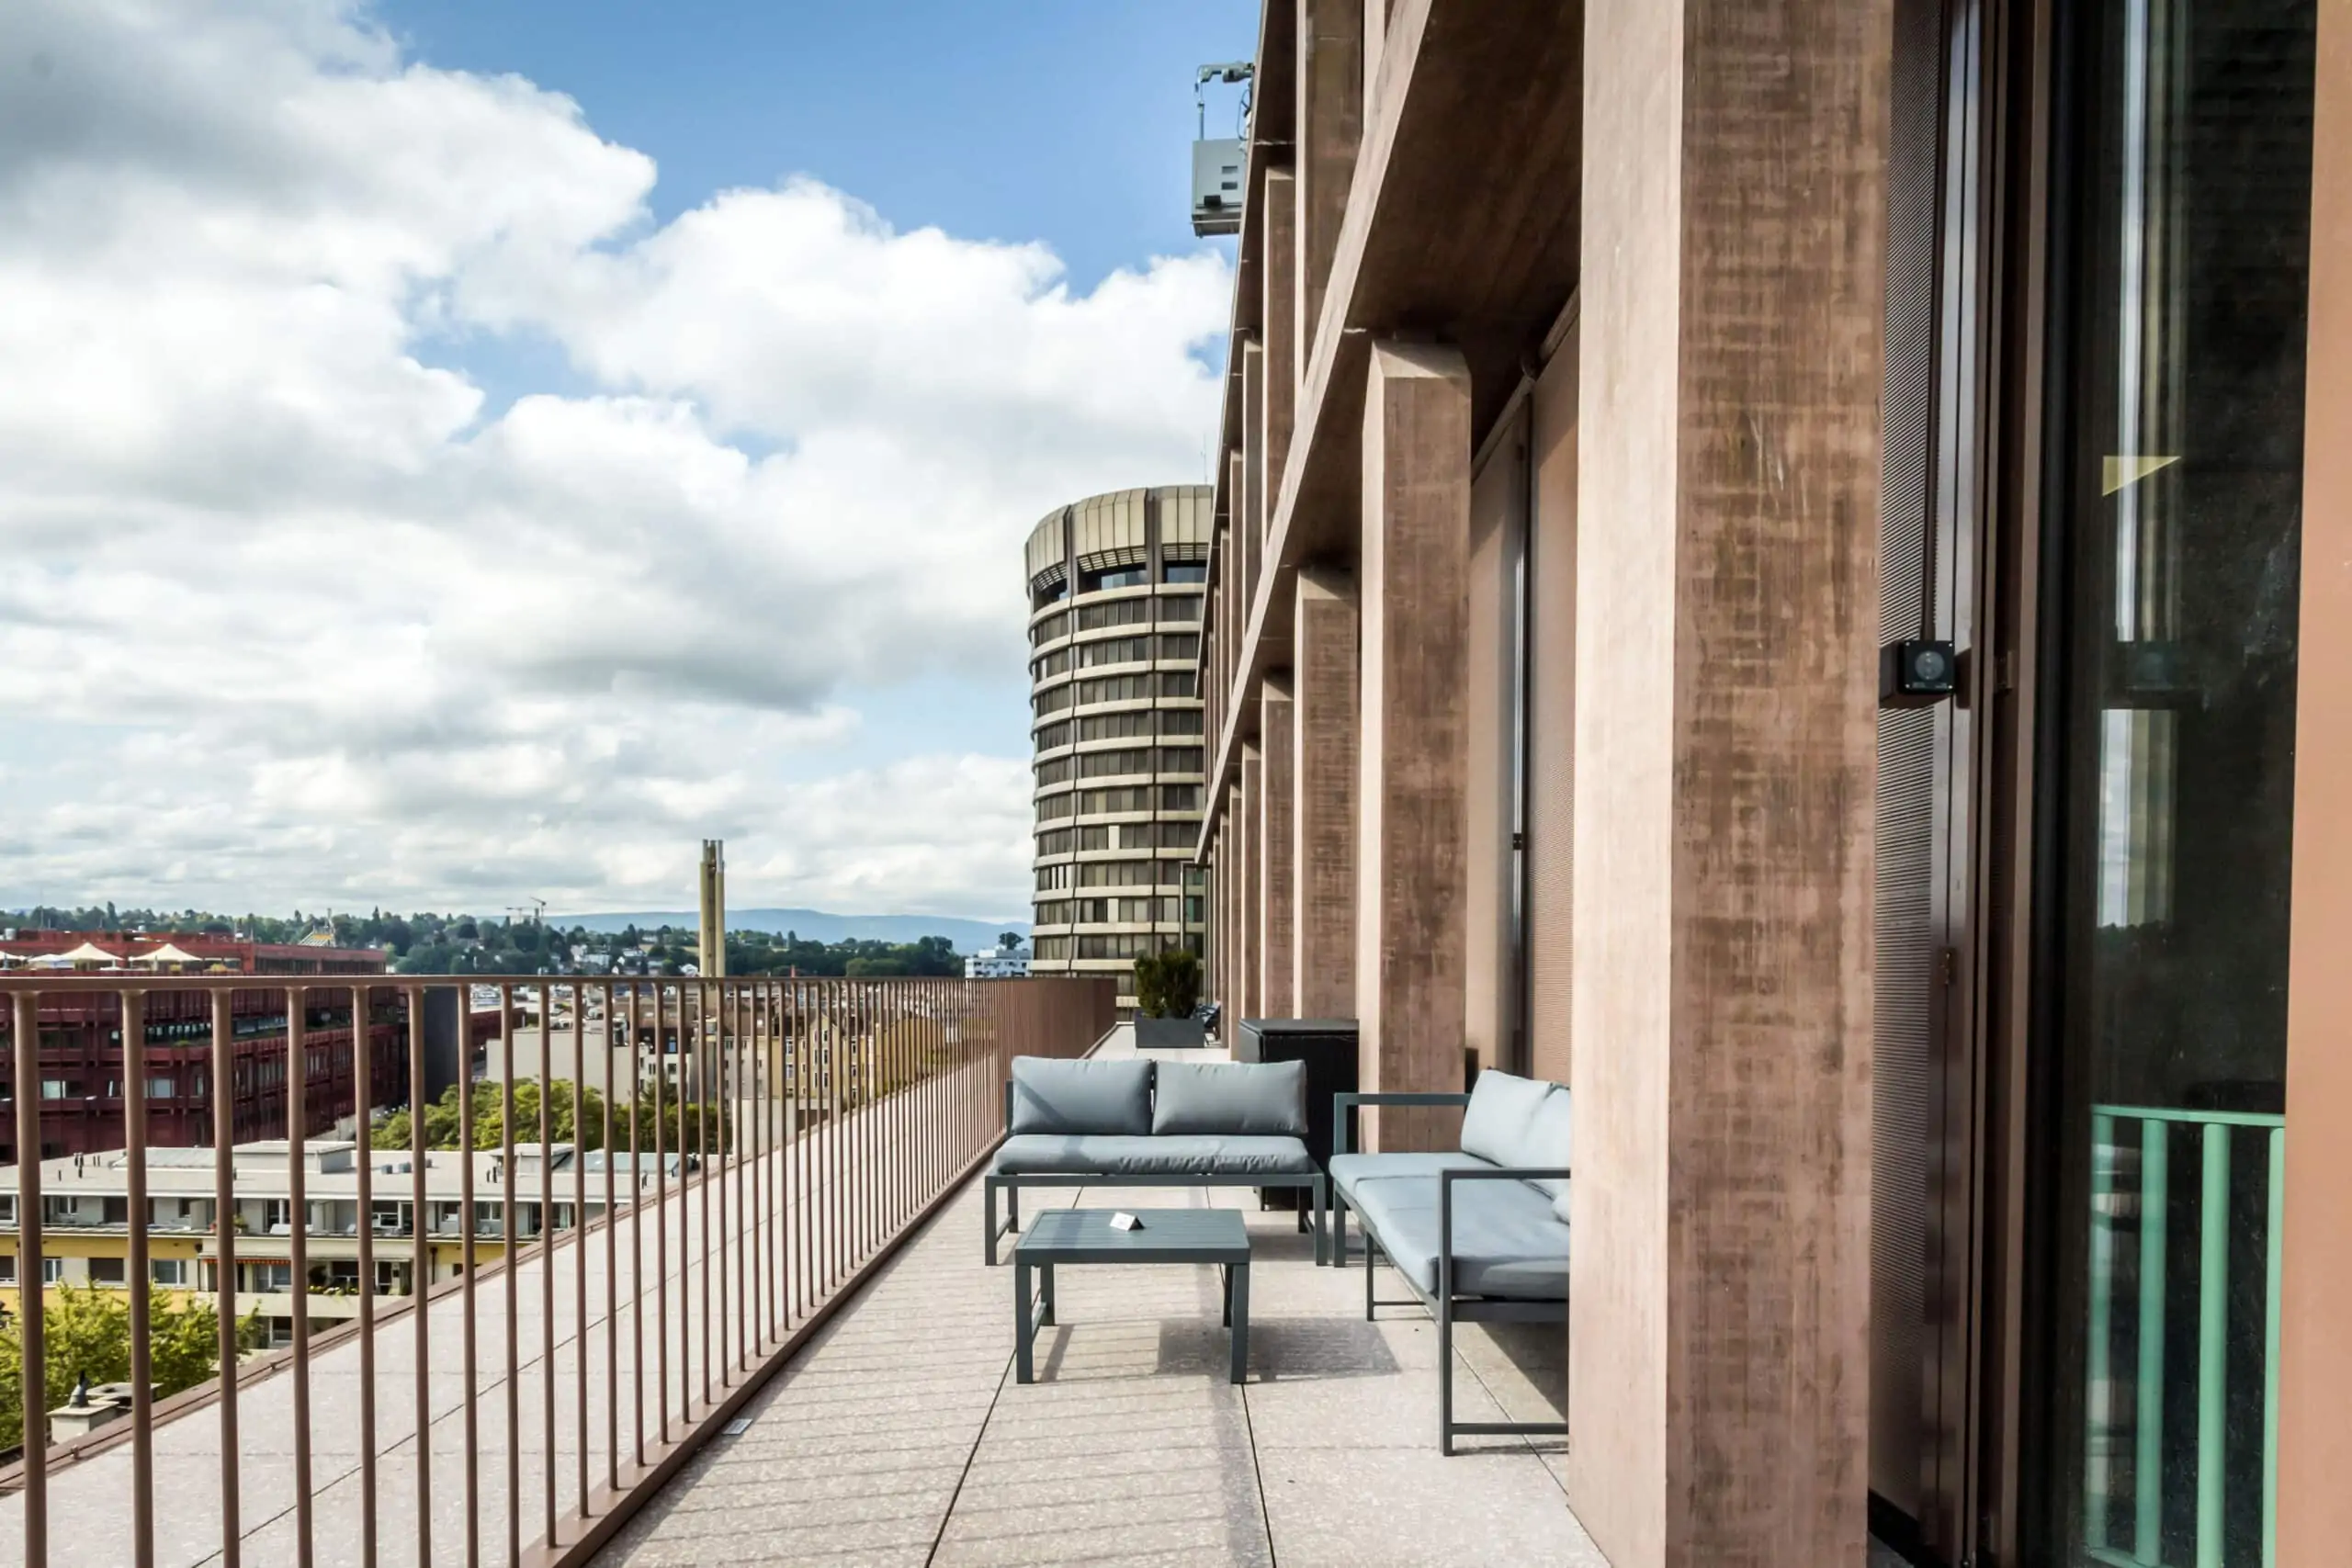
1329,1068,1572,1452
984,1055,1329,1266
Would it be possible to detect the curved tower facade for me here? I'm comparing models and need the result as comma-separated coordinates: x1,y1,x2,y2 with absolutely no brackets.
1024,485,1212,1012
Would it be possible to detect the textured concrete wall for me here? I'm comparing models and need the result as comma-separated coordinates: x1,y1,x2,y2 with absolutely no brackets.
1238,741,1264,1028
1242,339,1267,610
1294,569,1361,1018
1568,0,1885,1563
1357,341,1471,1150
1261,674,1299,1017
1263,166,1299,520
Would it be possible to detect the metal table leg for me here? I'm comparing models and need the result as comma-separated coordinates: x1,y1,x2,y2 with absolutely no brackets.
1014,1258,1035,1383
1228,1261,1250,1384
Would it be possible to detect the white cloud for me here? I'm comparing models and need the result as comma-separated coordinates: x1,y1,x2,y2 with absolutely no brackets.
0,0,1227,919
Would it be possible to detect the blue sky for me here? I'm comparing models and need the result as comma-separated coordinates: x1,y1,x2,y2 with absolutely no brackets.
385,0,1259,289
0,0,1251,920
379,0,1251,778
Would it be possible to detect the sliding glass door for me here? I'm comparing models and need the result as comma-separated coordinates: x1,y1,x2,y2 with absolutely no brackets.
2029,0,2315,1562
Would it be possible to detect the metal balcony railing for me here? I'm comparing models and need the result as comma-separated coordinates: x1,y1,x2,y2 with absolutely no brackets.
2084,1102,2288,1568
0,972,1115,1566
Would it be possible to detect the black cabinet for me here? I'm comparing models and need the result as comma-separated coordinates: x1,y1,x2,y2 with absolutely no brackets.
1235,1019,1359,1209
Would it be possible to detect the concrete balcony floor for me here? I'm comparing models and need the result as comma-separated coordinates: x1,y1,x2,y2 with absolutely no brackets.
596,1174,1606,1568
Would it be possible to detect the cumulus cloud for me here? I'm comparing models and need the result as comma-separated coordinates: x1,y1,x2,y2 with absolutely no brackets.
0,0,1227,918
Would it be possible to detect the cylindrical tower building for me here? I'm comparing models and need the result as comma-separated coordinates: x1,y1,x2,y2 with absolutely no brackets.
1024,485,1212,1013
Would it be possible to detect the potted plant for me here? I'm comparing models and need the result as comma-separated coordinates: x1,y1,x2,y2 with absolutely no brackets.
1132,949,1206,1047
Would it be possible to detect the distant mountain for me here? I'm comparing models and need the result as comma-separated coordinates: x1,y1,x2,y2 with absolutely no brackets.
552,908,1029,952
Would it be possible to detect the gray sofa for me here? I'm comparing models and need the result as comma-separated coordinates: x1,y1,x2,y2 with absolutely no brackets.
984,1055,1329,1266
1329,1069,1571,1452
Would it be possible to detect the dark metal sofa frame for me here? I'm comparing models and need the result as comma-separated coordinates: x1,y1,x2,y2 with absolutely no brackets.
983,1082,1329,1267
1331,1090,1570,1453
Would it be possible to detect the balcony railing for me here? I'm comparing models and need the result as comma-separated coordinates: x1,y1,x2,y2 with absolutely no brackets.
0,972,1114,1566
2083,1102,2288,1568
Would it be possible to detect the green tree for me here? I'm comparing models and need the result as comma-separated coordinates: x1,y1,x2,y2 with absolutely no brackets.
0,1286,259,1446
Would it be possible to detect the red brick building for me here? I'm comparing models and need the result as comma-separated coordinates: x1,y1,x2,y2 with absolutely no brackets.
0,933,399,1159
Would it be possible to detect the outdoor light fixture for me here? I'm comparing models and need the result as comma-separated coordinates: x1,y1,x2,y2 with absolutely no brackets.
1882,637,1961,706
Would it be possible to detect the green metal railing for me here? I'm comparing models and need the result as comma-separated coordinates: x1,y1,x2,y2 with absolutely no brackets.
2085,1103,2286,1568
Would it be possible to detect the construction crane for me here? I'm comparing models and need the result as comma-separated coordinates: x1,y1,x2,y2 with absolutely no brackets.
505,899,546,926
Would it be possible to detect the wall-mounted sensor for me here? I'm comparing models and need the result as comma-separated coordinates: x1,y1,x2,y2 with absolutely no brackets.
1882,638,1960,706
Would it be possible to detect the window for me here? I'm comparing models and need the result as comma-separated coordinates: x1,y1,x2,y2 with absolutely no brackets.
39,1079,68,1101
1159,785,1200,813
1036,828,1076,856
144,1076,175,1100
1155,588,1204,614
1078,636,1154,669
41,1258,63,1284
1080,564,1148,593
1080,748,1153,779
1157,747,1204,775
1029,610,1069,645
151,1258,191,1287
1078,710,1155,742
1076,674,1154,705
1075,598,1152,632
1035,755,1076,786
1160,671,1198,698
1035,793,1076,823
1035,863,1073,892
1157,634,1199,662
1034,719,1072,751
88,1257,126,1285
1160,561,1207,584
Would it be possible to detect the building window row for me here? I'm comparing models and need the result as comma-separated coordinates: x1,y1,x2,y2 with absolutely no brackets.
1080,748,1155,779
1080,860,1168,888
1080,786,1155,815
1037,794,1076,823
1078,636,1155,670
1037,755,1076,787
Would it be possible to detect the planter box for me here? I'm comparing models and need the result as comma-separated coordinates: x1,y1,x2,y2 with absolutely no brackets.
1134,1016,1207,1049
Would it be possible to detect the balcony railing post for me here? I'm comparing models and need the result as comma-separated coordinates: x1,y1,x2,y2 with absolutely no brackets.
212,988,240,1568
121,987,154,1568
652,982,668,1448
600,980,618,1496
459,987,480,1568
500,979,519,1567
405,986,431,1568
574,982,590,1526
11,990,43,1568
287,984,315,1568
540,982,557,1552
353,982,377,1568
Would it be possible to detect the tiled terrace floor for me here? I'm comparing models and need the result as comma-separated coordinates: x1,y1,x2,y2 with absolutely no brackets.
596,1170,1607,1567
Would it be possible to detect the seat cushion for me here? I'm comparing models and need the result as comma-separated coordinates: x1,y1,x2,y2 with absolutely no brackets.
1008,1056,1154,1136
1151,1059,1306,1136
1511,1088,1574,1199
991,1134,1317,1178
1329,1150,1489,1203
1350,1175,1570,1301
1457,1069,1559,1167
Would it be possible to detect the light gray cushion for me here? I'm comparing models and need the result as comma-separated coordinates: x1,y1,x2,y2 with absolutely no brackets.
1511,1088,1574,1198
1329,1150,1489,1204
1457,1069,1557,1167
1151,1059,1306,1137
1351,1176,1570,1301
990,1134,1315,1178
1008,1056,1153,1136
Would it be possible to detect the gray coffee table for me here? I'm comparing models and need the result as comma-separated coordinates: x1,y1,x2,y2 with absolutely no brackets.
1012,1208,1253,1384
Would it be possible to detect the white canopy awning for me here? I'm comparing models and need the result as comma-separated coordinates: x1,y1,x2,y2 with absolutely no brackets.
57,942,122,964
130,942,207,965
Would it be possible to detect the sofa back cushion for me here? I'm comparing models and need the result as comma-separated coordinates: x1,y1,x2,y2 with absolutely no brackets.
1458,1068,1558,1167
1151,1059,1306,1137
1513,1088,1574,1198
1008,1056,1154,1136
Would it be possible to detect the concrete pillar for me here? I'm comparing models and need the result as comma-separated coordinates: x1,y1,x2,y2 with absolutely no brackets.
1238,740,1263,1029
2280,2,2352,1553
1262,166,1298,521
1240,338,1266,611
1259,673,1297,1017
1464,414,1525,1077
1356,342,1472,1150
1566,0,1885,1563
1294,570,1360,1019
1295,0,1363,372
1226,781,1246,1034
